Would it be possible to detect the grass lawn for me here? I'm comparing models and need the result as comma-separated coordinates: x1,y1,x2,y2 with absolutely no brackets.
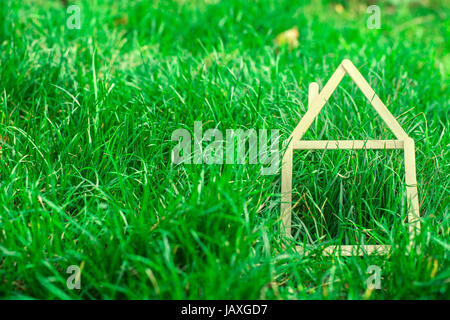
0,0,448,299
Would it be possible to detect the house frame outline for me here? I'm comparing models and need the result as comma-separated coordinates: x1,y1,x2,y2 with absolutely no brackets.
280,59,421,256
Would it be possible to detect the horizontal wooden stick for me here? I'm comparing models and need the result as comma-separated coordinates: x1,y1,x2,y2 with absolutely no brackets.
292,140,404,150
296,245,391,256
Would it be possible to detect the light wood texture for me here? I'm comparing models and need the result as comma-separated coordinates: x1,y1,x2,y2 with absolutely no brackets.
341,59,375,102
341,59,408,140
404,138,421,236
281,59,421,256
280,142,294,238
296,245,391,256
308,82,319,110
292,140,404,150
288,64,346,142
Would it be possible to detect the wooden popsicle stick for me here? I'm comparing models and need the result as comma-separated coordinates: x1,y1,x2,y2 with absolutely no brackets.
342,59,408,140
308,82,319,110
370,95,409,140
292,140,404,150
296,245,391,256
280,143,294,238
341,59,375,101
404,138,421,236
317,63,347,102
288,64,346,143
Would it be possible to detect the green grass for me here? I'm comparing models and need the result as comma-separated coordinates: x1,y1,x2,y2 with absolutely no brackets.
0,0,448,299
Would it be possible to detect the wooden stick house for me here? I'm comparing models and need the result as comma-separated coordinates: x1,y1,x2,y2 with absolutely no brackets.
280,59,421,256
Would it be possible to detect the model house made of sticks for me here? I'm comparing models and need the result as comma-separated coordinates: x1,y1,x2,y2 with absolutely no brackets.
280,59,421,256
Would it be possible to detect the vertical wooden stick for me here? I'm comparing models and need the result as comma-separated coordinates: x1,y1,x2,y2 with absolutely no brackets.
281,142,293,238
404,138,421,239
308,82,319,110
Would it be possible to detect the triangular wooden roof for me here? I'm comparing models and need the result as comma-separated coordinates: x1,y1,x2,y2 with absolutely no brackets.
287,59,409,144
